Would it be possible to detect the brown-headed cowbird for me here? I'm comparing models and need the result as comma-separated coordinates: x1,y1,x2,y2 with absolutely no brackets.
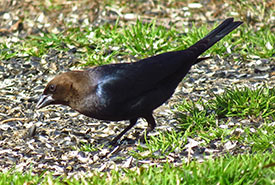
37,18,242,145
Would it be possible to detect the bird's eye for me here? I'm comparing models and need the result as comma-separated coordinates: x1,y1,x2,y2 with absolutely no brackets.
49,84,56,92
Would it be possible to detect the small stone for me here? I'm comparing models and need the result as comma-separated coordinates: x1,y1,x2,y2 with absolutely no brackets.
27,125,37,138
188,3,202,8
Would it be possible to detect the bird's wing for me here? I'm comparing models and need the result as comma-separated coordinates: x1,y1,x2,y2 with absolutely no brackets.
91,50,194,105
89,18,242,112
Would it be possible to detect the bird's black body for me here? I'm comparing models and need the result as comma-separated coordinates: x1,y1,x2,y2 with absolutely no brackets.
37,18,242,145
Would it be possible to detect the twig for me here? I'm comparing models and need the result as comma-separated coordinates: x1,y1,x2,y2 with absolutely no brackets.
0,118,26,124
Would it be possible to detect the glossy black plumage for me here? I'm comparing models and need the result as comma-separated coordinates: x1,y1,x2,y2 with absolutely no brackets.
37,18,242,145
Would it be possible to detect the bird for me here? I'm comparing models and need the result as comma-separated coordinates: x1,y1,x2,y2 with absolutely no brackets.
36,18,242,145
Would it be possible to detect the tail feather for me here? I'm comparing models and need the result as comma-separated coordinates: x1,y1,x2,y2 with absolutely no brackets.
189,18,242,63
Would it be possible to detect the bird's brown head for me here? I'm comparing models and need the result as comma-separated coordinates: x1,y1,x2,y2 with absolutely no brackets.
36,71,89,109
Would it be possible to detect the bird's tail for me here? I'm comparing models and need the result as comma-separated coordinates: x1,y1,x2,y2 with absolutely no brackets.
189,18,242,64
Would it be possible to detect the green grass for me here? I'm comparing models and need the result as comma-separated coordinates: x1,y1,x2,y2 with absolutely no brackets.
237,26,274,58
176,99,217,132
1,0,274,183
174,87,274,151
176,87,274,128
1,151,274,184
1,17,273,63
130,130,187,159
133,87,274,157
0,25,273,185
74,142,103,152
211,87,275,119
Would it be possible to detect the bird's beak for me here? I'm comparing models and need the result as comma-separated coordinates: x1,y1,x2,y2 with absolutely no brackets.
36,94,54,109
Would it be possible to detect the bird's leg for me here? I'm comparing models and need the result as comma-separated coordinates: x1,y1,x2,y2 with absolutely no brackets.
140,114,156,142
110,118,138,146
145,114,156,132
